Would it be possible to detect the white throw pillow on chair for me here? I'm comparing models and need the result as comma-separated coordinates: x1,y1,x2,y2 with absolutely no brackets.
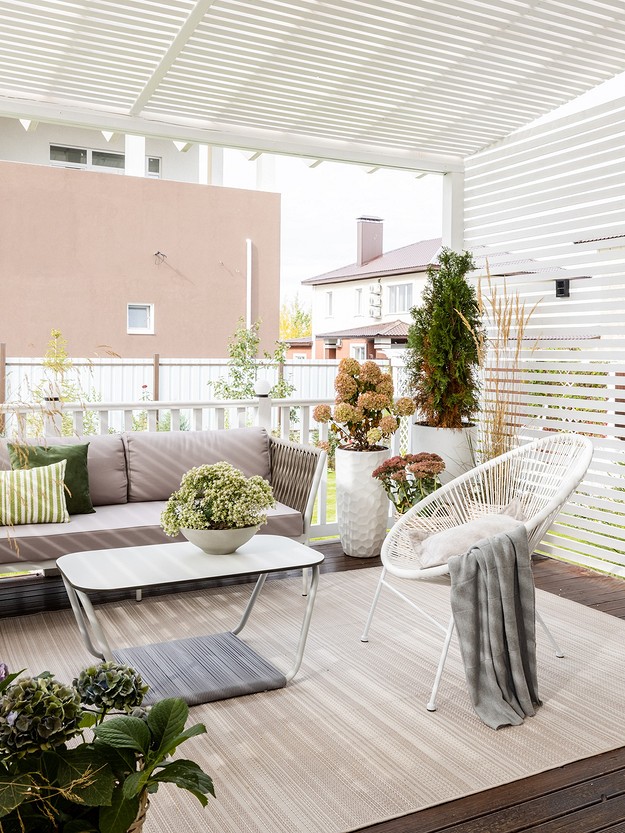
409,513,524,569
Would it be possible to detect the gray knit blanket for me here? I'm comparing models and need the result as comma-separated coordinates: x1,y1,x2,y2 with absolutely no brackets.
448,524,541,730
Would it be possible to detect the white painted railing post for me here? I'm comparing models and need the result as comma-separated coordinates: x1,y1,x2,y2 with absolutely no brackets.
255,383,273,431
256,395,272,431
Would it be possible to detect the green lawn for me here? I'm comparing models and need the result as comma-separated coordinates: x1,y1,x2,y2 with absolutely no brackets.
312,469,336,525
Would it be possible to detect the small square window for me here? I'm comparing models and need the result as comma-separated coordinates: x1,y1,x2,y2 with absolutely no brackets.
147,157,161,177
388,283,413,314
351,344,366,361
127,303,154,334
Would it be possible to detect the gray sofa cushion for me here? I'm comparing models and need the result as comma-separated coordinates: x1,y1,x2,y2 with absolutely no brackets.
0,500,303,564
123,428,272,502
0,435,128,507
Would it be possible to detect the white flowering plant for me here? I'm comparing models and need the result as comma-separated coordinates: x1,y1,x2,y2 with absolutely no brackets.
313,358,416,451
160,461,275,536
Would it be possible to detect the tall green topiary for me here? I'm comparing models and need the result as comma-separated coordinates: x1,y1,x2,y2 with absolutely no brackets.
405,247,485,429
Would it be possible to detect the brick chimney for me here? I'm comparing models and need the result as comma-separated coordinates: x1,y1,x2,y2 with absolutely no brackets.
357,216,383,266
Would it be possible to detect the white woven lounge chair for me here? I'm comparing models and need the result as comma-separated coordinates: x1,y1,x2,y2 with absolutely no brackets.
360,432,594,711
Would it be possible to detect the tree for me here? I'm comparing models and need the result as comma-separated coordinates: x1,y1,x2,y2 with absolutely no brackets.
28,329,100,435
405,248,485,429
211,319,295,400
279,294,312,340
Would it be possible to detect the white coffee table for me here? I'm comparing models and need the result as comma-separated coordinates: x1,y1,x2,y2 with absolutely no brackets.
57,535,324,705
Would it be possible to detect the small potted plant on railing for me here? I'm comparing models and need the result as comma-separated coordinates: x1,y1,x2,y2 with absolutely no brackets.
371,452,445,516
0,660,215,832
161,461,275,554
313,358,416,558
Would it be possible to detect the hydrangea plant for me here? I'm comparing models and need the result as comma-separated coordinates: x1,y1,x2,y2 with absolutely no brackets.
372,452,445,514
0,673,83,757
74,661,149,718
0,661,215,833
161,461,275,537
313,358,415,451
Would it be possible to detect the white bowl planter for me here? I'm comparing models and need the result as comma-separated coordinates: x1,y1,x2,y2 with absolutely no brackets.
180,525,259,555
335,447,390,558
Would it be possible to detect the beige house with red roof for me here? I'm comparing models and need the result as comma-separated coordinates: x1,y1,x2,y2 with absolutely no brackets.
301,217,442,360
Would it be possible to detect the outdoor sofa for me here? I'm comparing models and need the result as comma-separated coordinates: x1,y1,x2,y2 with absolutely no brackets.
0,427,325,573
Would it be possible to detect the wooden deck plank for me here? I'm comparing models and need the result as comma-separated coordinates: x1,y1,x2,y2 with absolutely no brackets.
352,749,625,833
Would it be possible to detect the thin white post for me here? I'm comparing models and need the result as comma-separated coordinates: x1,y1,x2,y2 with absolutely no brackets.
246,238,253,328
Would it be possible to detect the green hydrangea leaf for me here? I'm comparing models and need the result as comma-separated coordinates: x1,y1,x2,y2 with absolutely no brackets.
98,786,139,833
56,747,115,807
121,770,147,800
146,698,188,756
151,759,215,805
0,773,31,817
93,717,150,754
93,742,136,778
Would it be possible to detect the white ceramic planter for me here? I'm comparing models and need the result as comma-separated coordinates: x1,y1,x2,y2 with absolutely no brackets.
410,423,476,483
335,447,391,558
180,525,259,555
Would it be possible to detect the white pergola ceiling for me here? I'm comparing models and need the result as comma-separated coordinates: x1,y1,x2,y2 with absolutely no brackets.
1,0,625,172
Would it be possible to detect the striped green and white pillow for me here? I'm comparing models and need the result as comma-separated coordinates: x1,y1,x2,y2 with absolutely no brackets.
0,460,70,525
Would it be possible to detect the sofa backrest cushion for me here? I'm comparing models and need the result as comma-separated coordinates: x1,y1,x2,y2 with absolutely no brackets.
123,428,272,502
0,435,128,507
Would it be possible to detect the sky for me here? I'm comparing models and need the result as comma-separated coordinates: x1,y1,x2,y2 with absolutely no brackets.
223,152,443,303
220,67,625,307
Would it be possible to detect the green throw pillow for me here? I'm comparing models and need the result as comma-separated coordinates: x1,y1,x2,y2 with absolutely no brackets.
8,443,95,515
0,460,70,526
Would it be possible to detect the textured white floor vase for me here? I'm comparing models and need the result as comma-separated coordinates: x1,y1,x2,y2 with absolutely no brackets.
2,568,625,833
335,447,390,557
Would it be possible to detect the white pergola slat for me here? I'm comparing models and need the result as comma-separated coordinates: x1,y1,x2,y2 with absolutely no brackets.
2,0,625,171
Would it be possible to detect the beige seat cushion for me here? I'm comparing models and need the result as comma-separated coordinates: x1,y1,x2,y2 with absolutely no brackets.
0,500,303,565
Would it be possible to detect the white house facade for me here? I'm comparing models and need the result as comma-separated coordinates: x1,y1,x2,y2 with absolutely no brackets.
302,217,441,360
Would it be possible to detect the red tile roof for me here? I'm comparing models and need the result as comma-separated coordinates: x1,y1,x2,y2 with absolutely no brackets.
302,238,442,285
316,320,410,339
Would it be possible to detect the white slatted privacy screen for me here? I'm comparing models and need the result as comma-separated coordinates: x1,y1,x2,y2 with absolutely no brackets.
465,97,625,578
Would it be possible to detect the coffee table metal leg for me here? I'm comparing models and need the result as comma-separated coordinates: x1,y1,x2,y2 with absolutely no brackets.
284,563,320,682
61,576,113,662
232,573,267,635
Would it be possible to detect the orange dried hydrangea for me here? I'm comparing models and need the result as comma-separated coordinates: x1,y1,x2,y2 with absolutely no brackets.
313,358,416,451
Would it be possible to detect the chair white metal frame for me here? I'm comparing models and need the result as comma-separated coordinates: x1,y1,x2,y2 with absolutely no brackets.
360,432,594,711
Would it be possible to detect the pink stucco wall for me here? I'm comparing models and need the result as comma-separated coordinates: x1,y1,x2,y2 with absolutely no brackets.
0,162,280,358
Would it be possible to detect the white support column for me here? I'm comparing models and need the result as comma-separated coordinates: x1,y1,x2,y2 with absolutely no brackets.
256,154,275,191
442,170,464,252
209,146,224,185
199,145,224,185
198,144,209,184
125,134,146,177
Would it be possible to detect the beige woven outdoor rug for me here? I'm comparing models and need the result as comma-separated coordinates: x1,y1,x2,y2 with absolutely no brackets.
2,566,625,833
